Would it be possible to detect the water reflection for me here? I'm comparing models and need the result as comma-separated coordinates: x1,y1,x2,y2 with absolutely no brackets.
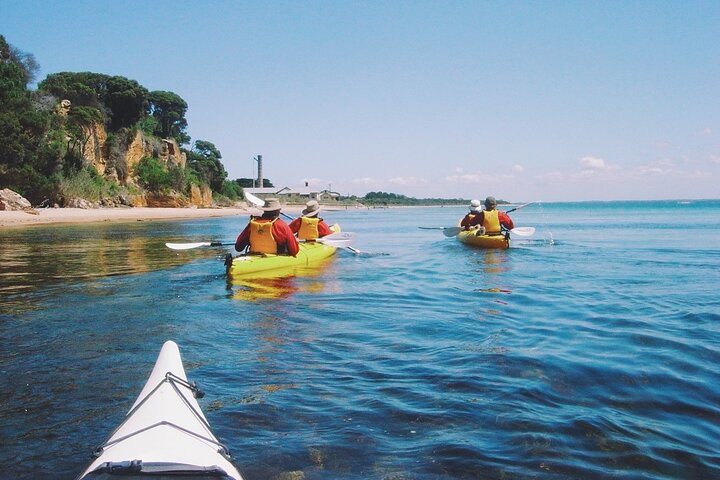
0,223,214,313
474,249,509,273
228,259,335,301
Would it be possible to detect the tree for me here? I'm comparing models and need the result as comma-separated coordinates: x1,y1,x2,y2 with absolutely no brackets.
187,140,227,192
8,44,39,85
103,75,148,129
147,90,189,145
234,178,274,188
0,35,58,203
38,72,149,130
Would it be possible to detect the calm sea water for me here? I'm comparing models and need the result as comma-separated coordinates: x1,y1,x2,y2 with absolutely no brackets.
1,201,719,479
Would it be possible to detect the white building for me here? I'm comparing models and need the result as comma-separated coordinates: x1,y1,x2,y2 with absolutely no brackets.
243,186,340,205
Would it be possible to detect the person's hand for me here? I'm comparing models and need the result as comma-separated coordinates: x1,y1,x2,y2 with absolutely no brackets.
476,227,486,236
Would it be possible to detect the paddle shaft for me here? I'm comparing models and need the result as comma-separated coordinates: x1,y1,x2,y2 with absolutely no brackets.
505,201,535,214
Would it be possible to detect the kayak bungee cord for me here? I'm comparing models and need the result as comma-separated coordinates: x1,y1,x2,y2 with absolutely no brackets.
91,372,232,460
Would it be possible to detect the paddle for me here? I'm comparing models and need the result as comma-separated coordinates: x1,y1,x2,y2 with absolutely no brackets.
419,202,536,238
244,191,362,254
418,226,463,237
418,226,535,237
165,232,356,251
165,241,234,250
505,201,535,214
507,226,535,236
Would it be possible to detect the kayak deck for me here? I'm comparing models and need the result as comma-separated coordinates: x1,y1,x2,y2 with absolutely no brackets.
77,341,243,480
226,241,337,279
226,224,342,279
457,229,510,249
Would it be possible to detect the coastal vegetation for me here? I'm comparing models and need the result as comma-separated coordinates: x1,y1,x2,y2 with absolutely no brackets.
0,35,241,207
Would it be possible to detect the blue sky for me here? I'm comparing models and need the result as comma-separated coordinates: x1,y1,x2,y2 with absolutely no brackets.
2,0,718,201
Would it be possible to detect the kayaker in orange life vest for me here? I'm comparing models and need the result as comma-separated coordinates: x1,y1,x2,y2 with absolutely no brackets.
460,196,514,234
234,198,299,256
289,200,333,240
460,199,484,230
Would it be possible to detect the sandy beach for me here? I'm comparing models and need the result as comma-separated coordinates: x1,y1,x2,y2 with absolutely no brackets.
0,204,306,228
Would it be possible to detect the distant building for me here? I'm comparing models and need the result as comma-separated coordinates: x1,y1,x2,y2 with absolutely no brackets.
243,187,340,205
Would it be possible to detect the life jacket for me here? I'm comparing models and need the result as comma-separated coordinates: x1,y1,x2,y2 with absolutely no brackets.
482,210,502,235
249,218,278,254
463,212,479,227
298,217,320,240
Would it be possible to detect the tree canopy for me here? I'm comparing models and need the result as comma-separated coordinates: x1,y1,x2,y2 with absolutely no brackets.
147,90,190,145
187,140,227,192
0,35,58,202
38,72,149,130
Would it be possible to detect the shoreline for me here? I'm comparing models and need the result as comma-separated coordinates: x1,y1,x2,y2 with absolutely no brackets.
0,203,463,229
0,205,295,229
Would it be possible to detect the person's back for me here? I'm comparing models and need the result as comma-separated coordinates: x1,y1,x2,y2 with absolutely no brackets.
460,199,483,230
480,196,514,234
235,198,299,256
290,200,333,240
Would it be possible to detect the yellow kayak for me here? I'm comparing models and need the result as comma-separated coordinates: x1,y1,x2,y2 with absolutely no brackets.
226,224,342,280
226,241,338,279
457,229,510,249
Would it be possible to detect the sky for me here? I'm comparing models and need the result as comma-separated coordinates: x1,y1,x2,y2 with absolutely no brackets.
2,0,718,202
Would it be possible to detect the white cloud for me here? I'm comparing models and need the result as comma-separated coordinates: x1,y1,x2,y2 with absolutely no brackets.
388,176,428,186
351,177,381,186
699,128,712,136
710,154,720,164
444,173,485,183
512,164,525,173
579,156,609,170
635,159,674,176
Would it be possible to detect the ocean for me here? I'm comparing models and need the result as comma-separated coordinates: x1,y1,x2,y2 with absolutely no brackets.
1,200,719,479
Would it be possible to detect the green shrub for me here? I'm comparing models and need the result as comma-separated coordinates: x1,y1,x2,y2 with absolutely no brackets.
220,179,242,199
58,166,106,202
134,156,171,192
212,192,236,206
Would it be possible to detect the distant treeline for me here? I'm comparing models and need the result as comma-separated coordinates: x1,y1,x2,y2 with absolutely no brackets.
340,191,470,206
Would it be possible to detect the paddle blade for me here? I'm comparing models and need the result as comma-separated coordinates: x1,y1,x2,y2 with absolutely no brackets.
318,232,356,247
442,227,462,237
510,227,535,237
244,191,264,207
165,242,212,250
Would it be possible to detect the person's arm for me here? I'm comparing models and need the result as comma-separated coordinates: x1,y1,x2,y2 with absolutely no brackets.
499,212,514,230
288,217,301,234
317,219,334,237
235,223,251,252
273,221,300,256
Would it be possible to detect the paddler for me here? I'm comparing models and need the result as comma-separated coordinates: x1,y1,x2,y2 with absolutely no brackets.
460,196,514,234
289,200,334,241
479,196,515,234
460,199,483,230
235,197,299,256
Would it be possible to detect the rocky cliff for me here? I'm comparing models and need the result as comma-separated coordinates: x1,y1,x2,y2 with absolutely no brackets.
67,101,209,207
80,121,186,185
